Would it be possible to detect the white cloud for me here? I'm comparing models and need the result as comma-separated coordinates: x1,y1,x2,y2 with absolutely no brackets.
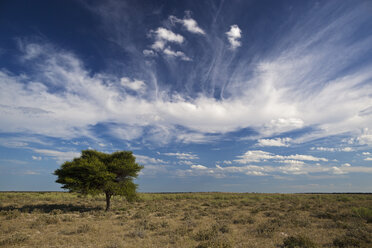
163,48,191,61
234,150,328,164
362,152,371,155
23,170,40,175
331,166,347,175
235,150,275,163
356,128,372,146
311,147,354,152
178,160,193,165
121,77,146,92
151,27,184,51
226,25,242,49
169,15,205,35
191,164,207,170
143,49,156,57
257,137,292,147
109,125,143,141
20,43,43,60
163,152,199,160
175,131,215,144
32,156,42,160
145,27,193,61
182,18,205,34
365,157,372,161
286,154,328,162
1,17,372,149
134,154,167,165
154,27,184,43
33,149,80,163
280,160,305,165
216,161,372,177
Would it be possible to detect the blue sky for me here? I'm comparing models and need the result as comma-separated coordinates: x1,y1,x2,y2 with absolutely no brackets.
0,0,371,192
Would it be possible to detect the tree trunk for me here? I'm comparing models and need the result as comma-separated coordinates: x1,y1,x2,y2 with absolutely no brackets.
105,192,112,211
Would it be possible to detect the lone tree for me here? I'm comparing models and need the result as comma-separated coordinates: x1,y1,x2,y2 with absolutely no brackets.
54,150,143,211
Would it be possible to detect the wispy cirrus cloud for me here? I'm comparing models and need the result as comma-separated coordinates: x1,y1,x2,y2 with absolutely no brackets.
121,77,146,92
257,137,292,147
163,152,199,160
32,148,80,163
311,147,353,152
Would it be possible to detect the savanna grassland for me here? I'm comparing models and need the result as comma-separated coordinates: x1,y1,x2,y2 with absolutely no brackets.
0,192,371,248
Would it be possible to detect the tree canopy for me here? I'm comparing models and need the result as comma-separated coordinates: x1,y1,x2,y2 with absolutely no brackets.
54,150,143,211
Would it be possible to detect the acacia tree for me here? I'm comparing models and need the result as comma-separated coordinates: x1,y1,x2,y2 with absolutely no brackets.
54,150,143,211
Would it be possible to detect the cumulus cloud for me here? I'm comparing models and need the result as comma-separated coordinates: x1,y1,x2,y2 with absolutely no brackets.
191,164,207,170
152,27,184,49
234,150,328,164
169,15,205,35
178,160,193,165
143,27,193,61
163,48,191,61
235,150,275,163
226,24,242,49
135,154,167,165
191,160,372,178
32,156,42,160
257,137,292,147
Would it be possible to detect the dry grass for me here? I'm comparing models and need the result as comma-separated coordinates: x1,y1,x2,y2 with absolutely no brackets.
0,192,371,247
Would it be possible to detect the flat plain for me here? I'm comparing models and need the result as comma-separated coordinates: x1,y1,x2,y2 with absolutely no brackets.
0,192,371,247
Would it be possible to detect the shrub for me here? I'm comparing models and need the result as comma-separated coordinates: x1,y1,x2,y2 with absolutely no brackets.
194,227,217,241
282,234,316,248
4,210,21,220
0,233,29,246
196,237,233,248
76,224,91,234
333,223,371,247
352,207,372,223
333,236,360,247
232,215,255,225
255,221,277,238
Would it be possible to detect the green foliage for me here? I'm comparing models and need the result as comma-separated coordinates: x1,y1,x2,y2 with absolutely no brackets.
352,207,372,223
54,150,143,210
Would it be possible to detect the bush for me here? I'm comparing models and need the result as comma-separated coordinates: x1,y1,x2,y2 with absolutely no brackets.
282,235,316,248
255,221,278,238
4,210,21,220
232,215,255,225
333,236,360,247
0,233,29,246
333,222,371,248
194,227,217,241
352,207,372,223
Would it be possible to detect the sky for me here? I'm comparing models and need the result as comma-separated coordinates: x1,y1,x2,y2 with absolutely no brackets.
0,0,371,193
